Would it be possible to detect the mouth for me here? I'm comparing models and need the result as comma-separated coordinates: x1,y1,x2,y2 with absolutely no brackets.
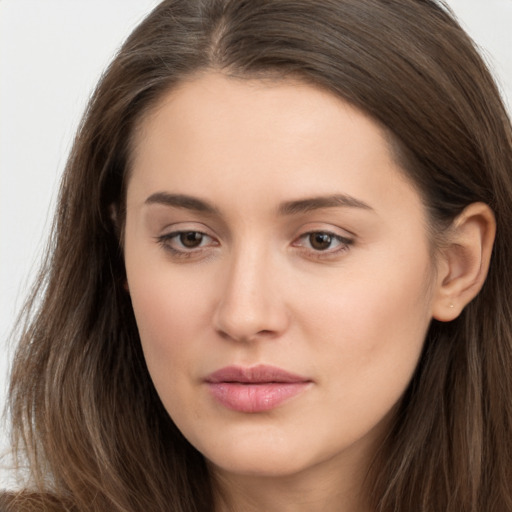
204,365,312,413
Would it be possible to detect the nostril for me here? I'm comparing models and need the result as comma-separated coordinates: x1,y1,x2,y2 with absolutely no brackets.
214,326,280,343
216,329,232,341
256,329,274,337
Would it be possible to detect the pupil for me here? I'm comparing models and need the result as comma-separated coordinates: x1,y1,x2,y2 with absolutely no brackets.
180,232,203,248
310,233,332,250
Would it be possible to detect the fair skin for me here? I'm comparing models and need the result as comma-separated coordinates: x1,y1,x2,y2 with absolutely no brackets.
123,73,495,512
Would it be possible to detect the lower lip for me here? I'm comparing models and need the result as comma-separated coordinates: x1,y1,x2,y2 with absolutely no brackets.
206,382,310,413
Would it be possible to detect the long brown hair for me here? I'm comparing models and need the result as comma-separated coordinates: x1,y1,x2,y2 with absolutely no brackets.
4,1,512,510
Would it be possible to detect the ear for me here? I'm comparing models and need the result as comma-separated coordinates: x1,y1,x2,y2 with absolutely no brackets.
432,202,495,322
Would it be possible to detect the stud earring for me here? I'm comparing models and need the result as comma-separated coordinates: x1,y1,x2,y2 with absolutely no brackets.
449,303,454,308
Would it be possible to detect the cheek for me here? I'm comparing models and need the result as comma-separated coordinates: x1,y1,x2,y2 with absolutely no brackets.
296,251,434,422
126,267,220,437
126,263,214,388
300,259,432,341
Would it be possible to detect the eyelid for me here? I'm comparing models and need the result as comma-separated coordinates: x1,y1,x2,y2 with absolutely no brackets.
164,230,215,246
155,222,220,258
156,221,218,240
154,221,355,260
294,231,352,247
291,222,355,241
291,227,355,259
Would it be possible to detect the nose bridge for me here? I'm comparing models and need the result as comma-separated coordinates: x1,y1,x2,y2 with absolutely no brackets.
214,238,287,341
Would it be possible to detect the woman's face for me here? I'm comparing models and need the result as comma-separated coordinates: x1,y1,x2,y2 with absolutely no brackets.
124,73,438,480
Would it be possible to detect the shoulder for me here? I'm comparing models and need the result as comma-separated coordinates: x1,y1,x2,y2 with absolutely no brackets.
0,491,70,512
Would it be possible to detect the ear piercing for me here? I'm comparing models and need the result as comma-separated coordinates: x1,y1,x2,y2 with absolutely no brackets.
449,304,454,308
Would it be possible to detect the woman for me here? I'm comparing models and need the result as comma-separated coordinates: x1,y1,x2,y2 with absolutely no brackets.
2,0,512,511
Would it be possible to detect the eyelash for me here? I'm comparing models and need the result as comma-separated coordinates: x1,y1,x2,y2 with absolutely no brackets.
156,231,218,259
292,231,353,259
156,230,353,260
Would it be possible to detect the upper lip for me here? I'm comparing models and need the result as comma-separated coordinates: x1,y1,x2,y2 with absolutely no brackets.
205,365,310,384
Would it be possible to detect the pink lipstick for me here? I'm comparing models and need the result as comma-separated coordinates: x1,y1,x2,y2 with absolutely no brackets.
205,365,311,413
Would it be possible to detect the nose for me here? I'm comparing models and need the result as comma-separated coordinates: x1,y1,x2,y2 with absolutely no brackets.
213,245,289,343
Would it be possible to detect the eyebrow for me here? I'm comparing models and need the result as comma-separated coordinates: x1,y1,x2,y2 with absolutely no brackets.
144,192,373,216
145,192,220,214
278,194,373,215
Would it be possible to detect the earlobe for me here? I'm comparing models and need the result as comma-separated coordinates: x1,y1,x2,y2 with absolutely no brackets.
432,202,495,322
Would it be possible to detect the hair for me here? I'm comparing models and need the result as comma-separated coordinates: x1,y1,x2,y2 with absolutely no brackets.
3,0,512,511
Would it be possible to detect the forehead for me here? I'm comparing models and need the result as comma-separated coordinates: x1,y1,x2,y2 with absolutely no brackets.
134,73,385,146
127,72,424,223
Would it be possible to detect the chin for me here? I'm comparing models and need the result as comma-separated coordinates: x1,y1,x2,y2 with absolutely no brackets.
199,430,338,481
207,451,310,479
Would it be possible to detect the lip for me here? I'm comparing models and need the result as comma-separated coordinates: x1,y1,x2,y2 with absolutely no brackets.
205,365,312,413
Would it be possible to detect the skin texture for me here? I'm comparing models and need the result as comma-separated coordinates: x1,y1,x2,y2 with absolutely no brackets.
123,73,495,512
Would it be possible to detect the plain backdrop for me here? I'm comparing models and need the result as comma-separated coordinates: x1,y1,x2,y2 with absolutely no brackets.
1,0,511,488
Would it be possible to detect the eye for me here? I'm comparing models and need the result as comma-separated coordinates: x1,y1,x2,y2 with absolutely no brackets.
156,230,218,257
293,230,353,257
176,231,208,248
308,232,338,251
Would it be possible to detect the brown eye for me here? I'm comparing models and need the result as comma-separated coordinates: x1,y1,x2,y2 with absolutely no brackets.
156,230,218,258
293,231,352,256
179,231,204,248
309,232,334,251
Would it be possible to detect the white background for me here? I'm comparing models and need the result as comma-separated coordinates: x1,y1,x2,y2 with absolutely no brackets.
1,0,511,488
